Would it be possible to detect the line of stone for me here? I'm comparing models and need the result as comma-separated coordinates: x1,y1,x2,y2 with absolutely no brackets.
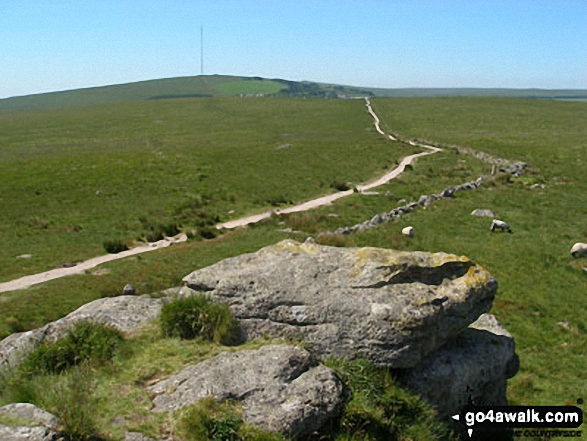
329,159,528,236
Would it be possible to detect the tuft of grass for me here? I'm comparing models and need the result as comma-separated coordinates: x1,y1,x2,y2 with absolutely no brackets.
160,295,238,345
323,358,456,441
19,321,124,376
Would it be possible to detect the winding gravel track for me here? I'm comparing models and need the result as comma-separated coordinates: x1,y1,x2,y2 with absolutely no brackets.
0,99,440,293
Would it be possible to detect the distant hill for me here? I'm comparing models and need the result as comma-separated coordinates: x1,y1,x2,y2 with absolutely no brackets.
1,75,585,112
363,87,587,100
0,75,371,113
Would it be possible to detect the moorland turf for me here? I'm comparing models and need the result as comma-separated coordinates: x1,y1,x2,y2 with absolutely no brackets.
0,93,585,438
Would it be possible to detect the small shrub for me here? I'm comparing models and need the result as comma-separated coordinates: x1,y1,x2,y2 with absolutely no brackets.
267,195,293,207
160,295,238,344
330,180,351,191
199,227,218,239
103,238,128,254
316,233,348,247
20,322,124,376
41,367,101,441
178,398,242,441
177,398,284,441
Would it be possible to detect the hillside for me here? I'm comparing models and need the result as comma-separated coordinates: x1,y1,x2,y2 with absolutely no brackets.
3,75,586,113
0,76,371,113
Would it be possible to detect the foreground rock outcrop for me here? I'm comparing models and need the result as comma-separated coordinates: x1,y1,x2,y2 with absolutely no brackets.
0,403,62,441
0,295,162,370
182,239,497,368
396,313,518,417
149,345,344,438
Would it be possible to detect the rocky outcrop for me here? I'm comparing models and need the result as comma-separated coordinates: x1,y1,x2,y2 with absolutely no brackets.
396,313,518,417
182,240,497,368
0,425,61,441
0,404,58,429
149,345,344,438
0,295,162,370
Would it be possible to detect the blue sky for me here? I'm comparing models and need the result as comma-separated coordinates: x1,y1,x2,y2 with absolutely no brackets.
1,0,586,98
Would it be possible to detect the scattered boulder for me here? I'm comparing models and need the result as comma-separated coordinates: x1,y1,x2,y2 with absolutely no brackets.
471,209,497,218
181,240,497,368
396,314,519,418
0,295,162,370
15,254,33,260
122,284,136,296
124,432,161,441
441,187,455,198
570,243,587,258
0,403,58,429
149,345,344,438
401,226,414,238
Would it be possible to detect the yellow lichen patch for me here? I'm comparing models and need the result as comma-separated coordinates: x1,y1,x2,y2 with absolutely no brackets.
463,265,493,289
272,239,319,254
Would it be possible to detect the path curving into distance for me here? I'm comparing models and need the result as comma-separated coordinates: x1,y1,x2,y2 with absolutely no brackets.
0,98,440,293
217,99,441,229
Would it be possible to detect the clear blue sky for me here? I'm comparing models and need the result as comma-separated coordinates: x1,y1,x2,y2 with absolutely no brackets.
1,0,586,98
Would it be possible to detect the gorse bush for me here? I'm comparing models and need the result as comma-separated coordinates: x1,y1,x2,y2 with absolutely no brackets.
102,238,128,254
160,295,238,344
20,321,124,376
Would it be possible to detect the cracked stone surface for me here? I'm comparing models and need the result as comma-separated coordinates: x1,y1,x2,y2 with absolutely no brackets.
181,240,497,368
149,345,343,438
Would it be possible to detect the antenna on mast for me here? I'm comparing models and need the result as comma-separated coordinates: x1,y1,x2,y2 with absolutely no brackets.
200,26,204,75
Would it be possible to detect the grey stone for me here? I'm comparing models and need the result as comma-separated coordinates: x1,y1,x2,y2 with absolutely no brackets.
149,345,343,438
396,313,518,418
417,195,430,206
182,240,497,368
16,254,33,259
124,432,160,441
441,187,455,198
0,404,58,428
471,209,498,218
0,295,162,370
0,425,61,441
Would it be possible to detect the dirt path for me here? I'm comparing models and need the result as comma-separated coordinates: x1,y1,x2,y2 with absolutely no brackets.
0,99,440,293
217,99,441,229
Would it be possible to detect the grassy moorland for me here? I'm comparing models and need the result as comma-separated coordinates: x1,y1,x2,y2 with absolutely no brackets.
0,97,417,284
278,98,587,416
1,93,586,439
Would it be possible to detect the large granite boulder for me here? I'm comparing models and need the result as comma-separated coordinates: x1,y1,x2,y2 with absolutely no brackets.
0,295,162,370
181,240,497,368
396,313,519,417
149,345,344,438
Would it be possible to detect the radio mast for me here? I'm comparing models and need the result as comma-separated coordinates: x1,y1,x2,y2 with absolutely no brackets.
200,26,204,75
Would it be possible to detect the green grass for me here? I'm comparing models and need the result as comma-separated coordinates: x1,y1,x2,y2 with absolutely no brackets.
216,80,287,96
1,95,586,438
0,96,416,283
0,75,289,113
